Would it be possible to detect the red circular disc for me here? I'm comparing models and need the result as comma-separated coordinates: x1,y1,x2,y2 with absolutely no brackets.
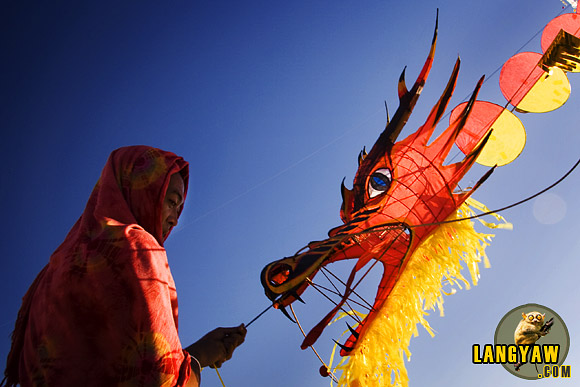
499,52,544,108
541,13,580,53
452,101,503,155
499,51,570,113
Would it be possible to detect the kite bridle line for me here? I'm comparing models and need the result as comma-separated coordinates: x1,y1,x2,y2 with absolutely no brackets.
318,267,376,312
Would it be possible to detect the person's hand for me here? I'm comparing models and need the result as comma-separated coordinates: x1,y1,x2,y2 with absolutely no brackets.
185,324,247,368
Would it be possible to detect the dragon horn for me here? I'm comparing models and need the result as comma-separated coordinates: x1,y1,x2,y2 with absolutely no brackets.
408,57,461,147
366,10,438,158
448,128,495,203
427,75,484,163
352,10,438,211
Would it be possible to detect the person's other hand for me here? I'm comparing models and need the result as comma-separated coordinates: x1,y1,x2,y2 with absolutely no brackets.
185,324,247,368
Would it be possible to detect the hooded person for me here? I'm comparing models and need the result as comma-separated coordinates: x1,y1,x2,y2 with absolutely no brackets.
2,146,246,387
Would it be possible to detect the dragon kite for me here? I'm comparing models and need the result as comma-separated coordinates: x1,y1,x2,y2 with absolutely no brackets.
261,7,579,387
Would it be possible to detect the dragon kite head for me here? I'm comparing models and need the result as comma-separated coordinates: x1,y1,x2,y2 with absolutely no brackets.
261,16,494,356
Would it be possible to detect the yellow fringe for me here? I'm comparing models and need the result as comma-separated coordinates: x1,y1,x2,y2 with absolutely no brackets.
328,198,510,387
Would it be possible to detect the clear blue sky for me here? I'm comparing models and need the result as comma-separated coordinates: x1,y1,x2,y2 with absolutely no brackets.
1,1,578,386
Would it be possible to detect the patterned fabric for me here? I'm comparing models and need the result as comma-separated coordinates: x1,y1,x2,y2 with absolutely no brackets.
3,146,193,386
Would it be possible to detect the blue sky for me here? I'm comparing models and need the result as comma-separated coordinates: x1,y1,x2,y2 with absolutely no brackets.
1,1,579,386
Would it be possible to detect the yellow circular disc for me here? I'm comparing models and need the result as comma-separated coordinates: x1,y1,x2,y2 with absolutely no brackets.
475,108,526,167
452,101,527,167
517,66,571,113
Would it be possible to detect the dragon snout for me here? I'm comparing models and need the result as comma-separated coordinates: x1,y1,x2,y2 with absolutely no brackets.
261,252,322,305
261,219,415,349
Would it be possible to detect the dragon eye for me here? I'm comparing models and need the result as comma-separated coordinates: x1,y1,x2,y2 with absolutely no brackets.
368,168,392,198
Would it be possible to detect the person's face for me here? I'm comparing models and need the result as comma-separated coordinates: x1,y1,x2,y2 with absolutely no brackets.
162,173,185,239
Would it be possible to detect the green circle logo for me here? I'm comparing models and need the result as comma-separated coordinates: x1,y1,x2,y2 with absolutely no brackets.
494,303,570,380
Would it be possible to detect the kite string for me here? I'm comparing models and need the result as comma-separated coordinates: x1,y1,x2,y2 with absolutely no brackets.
289,305,339,383
418,7,580,228
176,110,382,230
178,6,574,235
245,304,273,328
215,367,227,387
209,304,274,387
411,154,580,229
444,4,571,166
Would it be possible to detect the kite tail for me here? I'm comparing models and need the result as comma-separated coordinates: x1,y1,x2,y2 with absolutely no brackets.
328,198,510,387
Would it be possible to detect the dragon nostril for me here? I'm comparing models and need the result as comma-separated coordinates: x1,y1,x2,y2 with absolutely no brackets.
269,263,293,286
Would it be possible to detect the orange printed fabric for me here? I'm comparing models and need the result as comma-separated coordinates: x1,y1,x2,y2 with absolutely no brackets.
4,146,193,386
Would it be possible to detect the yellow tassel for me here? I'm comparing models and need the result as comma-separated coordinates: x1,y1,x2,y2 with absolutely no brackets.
329,198,510,386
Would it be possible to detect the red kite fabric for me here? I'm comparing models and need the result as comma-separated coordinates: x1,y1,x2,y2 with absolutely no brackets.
3,146,194,386
261,6,580,385
259,15,514,387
